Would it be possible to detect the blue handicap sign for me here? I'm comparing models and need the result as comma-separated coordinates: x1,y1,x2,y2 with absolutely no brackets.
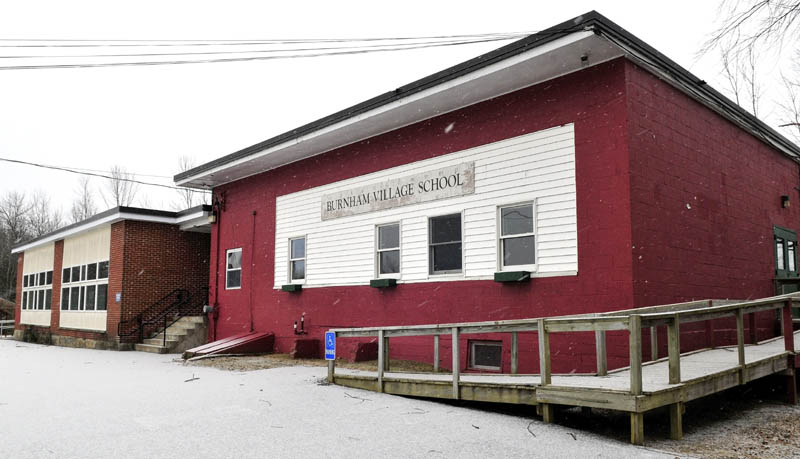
324,332,336,360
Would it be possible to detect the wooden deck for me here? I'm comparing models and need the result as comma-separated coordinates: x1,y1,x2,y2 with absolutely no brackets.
327,294,800,445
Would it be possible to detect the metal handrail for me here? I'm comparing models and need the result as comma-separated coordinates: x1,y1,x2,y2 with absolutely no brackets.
117,288,195,342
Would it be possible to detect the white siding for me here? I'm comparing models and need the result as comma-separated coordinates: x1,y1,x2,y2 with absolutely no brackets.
62,225,111,268
22,243,54,275
19,310,50,327
274,124,577,288
59,311,107,332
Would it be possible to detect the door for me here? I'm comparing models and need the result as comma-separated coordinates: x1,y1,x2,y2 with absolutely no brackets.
774,226,800,318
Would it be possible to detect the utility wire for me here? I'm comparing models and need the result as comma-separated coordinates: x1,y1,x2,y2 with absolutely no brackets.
0,35,524,60
0,35,523,71
0,157,210,193
0,31,534,47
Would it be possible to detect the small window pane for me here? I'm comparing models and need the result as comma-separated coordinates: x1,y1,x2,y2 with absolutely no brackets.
96,284,108,311
227,250,242,270
70,287,79,310
430,214,461,244
71,267,80,282
503,236,536,266
46,271,53,285
79,286,85,310
471,342,502,369
87,263,97,281
85,285,96,311
788,241,796,272
226,270,241,289
379,250,400,274
45,289,52,310
431,243,462,273
23,275,28,288
81,265,87,281
502,205,534,236
98,261,109,279
63,268,71,284
61,288,69,310
37,290,44,309
378,224,400,250
291,260,306,280
38,272,45,286
290,238,306,259
22,291,27,310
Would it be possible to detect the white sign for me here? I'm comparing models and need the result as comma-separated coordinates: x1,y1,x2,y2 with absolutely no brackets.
321,162,475,220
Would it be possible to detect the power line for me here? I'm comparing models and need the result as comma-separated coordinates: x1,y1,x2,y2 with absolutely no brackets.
0,35,523,71
0,157,209,193
0,31,534,47
0,35,524,60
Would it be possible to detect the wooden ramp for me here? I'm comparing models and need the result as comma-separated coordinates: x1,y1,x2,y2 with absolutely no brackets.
326,294,800,445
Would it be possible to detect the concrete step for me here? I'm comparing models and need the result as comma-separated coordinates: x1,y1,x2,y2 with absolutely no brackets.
134,343,168,354
151,333,185,341
143,338,179,346
179,316,205,324
163,327,189,336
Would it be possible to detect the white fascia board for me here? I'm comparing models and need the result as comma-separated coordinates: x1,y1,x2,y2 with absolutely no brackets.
12,211,206,254
175,31,596,188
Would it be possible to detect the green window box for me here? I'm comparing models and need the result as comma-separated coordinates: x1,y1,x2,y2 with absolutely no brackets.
493,271,531,283
281,284,302,293
370,278,397,288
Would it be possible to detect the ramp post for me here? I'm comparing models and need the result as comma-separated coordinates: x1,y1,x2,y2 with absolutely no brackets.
452,327,460,400
736,308,746,384
782,300,797,405
595,330,607,376
377,329,385,393
629,315,642,396
630,412,644,445
667,315,681,384
669,402,683,440
650,326,658,361
511,332,518,375
433,335,440,373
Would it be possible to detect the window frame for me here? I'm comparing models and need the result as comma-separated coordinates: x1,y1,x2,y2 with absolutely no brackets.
225,248,243,290
21,269,53,312
375,222,401,279
468,340,503,371
288,236,307,284
60,262,109,311
775,226,798,279
497,201,537,272
428,212,464,276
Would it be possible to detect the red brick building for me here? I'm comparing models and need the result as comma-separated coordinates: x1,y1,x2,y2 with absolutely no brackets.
174,12,800,372
12,206,211,351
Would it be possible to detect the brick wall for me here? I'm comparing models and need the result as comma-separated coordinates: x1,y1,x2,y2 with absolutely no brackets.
50,240,63,329
209,59,635,373
626,61,800,352
13,253,22,331
120,221,210,326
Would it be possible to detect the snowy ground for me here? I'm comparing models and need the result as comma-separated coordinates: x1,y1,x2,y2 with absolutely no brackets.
0,339,675,459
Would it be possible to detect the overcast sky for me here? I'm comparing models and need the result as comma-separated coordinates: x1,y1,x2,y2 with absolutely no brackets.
0,1,787,216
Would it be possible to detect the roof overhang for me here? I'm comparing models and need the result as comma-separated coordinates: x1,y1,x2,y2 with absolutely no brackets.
175,11,800,190
11,205,211,254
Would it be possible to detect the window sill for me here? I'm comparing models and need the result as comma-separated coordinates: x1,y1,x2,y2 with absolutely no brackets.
281,284,303,293
493,271,531,283
370,278,397,288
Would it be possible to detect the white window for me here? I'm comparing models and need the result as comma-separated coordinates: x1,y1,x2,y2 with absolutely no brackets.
498,203,536,270
429,213,462,275
60,262,109,311
289,237,306,283
21,270,53,311
376,223,400,277
226,248,242,289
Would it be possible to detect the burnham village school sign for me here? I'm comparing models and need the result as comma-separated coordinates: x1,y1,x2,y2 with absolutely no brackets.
321,162,475,220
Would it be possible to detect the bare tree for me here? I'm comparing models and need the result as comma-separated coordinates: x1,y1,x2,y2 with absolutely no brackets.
102,165,139,207
704,1,800,135
172,155,207,210
28,191,62,237
70,176,98,223
0,192,31,301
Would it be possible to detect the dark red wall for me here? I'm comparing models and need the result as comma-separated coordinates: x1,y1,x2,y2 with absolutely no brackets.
209,59,635,373
625,61,800,351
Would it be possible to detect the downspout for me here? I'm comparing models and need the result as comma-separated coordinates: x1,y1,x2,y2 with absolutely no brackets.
211,192,223,341
249,210,256,332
